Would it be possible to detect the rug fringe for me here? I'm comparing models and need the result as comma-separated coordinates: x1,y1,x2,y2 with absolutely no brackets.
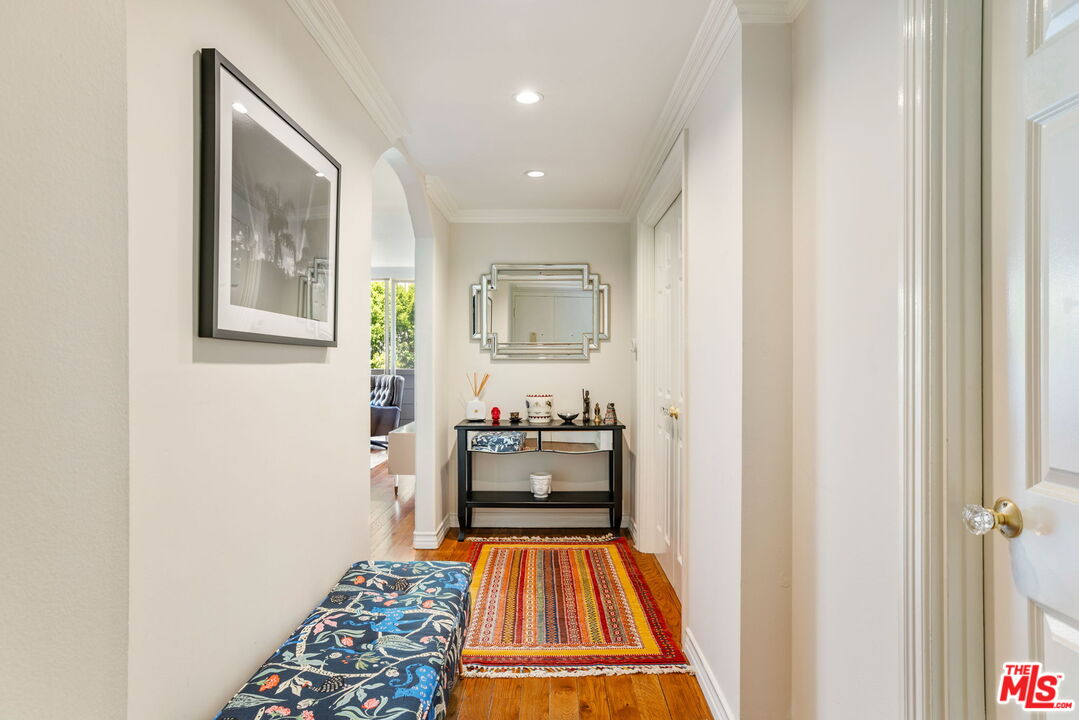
465,533,618,543
461,664,694,678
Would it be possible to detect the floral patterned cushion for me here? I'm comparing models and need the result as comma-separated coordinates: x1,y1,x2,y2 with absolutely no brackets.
469,431,526,453
213,560,471,720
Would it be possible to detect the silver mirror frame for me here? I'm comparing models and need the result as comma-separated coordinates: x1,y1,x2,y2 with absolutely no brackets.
471,263,610,360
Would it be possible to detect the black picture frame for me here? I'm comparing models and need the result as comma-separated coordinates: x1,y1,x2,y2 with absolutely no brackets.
199,48,341,346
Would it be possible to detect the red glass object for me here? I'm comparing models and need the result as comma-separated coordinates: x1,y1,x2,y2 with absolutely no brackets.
491,406,501,423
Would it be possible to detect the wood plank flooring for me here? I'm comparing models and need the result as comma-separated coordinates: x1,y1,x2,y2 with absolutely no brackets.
369,457,713,720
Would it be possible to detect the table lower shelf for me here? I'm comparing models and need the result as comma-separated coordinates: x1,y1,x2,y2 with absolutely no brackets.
465,491,615,508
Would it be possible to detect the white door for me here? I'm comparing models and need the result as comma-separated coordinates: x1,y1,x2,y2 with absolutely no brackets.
982,0,1079,712
653,195,685,599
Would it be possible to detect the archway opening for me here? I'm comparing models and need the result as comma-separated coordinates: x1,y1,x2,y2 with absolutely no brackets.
368,148,439,556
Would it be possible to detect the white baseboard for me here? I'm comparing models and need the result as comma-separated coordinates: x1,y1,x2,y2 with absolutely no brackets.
627,516,640,543
683,627,736,720
445,510,630,529
412,515,450,550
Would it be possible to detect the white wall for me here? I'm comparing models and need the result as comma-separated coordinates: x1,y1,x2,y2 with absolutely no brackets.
684,26,745,716
372,157,416,273
443,222,635,527
429,204,453,539
680,21,794,720
739,23,793,720
126,2,390,717
0,2,130,717
791,0,905,717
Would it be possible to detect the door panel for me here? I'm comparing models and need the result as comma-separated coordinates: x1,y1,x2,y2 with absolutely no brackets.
1035,0,1079,48
654,195,684,599
986,0,1079,711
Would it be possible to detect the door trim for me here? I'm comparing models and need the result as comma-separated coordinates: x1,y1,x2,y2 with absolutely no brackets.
634,131,688,609
901,0,985,716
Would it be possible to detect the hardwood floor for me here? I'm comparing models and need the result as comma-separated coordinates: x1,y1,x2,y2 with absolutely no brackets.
369,457,713,720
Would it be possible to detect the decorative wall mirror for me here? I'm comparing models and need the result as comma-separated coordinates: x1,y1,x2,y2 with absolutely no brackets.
470,263,610,360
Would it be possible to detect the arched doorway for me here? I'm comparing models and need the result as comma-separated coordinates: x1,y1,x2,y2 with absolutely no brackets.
368,148,440,554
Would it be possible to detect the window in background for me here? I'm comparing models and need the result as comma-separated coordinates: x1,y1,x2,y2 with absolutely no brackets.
370,279,387,370
394,281,415,370
370,278,415,373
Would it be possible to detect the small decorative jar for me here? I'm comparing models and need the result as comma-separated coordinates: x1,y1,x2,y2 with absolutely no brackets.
529,471,552,499
525,394,553,424
466,397,485,421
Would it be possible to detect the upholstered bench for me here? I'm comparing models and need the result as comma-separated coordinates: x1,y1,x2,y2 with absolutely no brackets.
213,560,472,720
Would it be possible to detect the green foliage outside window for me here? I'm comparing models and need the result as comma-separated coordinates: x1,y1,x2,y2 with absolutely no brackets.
394,282,416,369
370,279,415,371
370,280,386,369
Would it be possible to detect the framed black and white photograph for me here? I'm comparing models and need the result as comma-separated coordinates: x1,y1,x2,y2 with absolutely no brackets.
199,48,340,346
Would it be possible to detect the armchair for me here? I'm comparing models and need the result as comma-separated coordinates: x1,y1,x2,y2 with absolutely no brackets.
370,374,404,449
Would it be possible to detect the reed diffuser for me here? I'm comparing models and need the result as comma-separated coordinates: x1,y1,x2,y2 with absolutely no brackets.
466,372,490,421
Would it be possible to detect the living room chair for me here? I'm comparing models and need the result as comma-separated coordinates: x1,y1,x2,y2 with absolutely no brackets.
370,374,404,449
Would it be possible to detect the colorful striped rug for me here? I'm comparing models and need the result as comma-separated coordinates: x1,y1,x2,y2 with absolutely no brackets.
462,535,692,677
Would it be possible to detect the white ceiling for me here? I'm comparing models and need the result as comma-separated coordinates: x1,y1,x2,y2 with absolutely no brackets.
336,0,711,213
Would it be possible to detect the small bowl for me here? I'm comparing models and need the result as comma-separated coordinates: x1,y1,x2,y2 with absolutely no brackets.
557,413,580,424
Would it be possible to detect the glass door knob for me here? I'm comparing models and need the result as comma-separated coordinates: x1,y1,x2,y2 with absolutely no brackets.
962,497,1023,539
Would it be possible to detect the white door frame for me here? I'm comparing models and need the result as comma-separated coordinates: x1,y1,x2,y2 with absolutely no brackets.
902,0,985,716
634,132,689,601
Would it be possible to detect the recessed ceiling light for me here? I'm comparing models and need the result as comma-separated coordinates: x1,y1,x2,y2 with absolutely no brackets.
525,170,545,178
514,90,543,105
315,171,325,178
231,102,248,114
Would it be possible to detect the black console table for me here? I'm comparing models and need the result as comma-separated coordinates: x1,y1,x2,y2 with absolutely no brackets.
454,420,625,541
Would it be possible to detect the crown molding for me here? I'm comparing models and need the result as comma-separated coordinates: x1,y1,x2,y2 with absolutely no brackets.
789,0,809,20
424,176,458,222
737,0,807,23
286,0,408,144
451,209,630,224
619,0,740,218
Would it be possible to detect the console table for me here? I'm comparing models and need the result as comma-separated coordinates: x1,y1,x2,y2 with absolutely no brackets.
454,420,625,541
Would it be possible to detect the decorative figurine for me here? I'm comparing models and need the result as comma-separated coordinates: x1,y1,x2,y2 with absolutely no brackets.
594,403,602,425
604,402,619,425
582,389,591,424
491,406,501,424
509,411,521,424
529,471,552,499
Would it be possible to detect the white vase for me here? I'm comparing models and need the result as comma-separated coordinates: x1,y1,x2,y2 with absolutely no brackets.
465,397,485,421
530,471,552,499
525,394,553,424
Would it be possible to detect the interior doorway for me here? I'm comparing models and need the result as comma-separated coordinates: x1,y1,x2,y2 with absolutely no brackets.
653,194,685,600
635,133,689,609
981,0,1079,711
919,0,1079,714
369,155,417,557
